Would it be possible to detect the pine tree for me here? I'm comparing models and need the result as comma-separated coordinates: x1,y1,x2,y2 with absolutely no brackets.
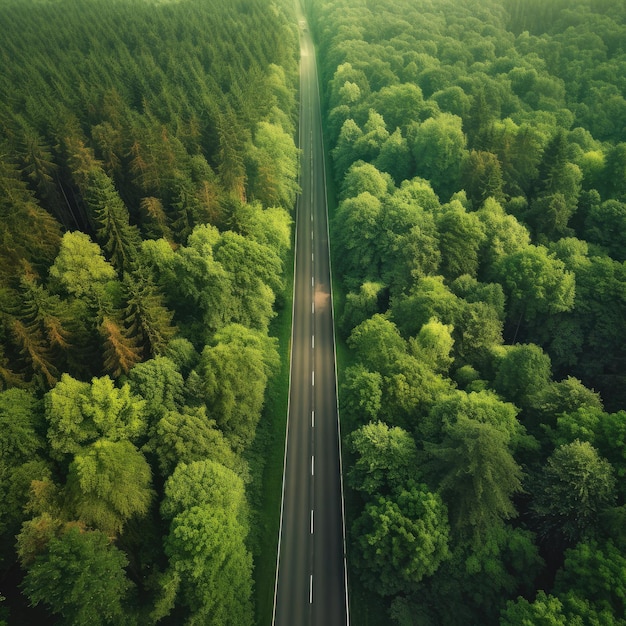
123,271,177,359
100,316,142,378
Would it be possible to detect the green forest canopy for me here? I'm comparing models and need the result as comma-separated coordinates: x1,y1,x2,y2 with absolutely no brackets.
310,0,626,624
0,0,299,624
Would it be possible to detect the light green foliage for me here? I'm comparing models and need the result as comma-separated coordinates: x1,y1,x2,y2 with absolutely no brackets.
160,462,252,624
347,314,406,375
494,245,576,323
161,459,247,523
45,374,146,457
150,407,243,478
379,191,440,291
477,197,531,271
340,364,383,423
332,118,364,176
555,540,626,620
375,128,412,183
532,441,616,543
49,231,117,300
368,83,425,131
354,109,390,163
212,230,283,332
411,113,467,199
164,504,253,626
22,526,133,626
340,161,394,200
198,324,278,451
66,439,153,536
0,388,43,463
228,201,292,261
348,421,418,495
391,276,460,338
409,318,454,374
128,356,184,421
501,591,569,626
247,121,299,209
333,192,383,287
340,281,385,335
421,389,524,450
353,483,449,595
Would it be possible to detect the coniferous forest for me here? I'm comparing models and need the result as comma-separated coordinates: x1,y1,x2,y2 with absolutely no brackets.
309,0,626,624
0,0,299,624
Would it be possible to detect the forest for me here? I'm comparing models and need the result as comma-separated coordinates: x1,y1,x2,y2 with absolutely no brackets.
0,0,299,624
308,0,626,623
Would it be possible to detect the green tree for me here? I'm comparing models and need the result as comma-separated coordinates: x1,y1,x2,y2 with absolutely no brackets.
149,407,242,478
122,270,177,358
333,192,383,287
66,439,153,536
554,540,626,619
435,201,486,279
584,200,626,261
347,314,406,375
246,121,299,209
340,161,393,201
340,365,383,423
353,483,449,596
494,245,575,325
340,281,385,336
127,356,184,422
348,421,418,496
161,459,247,523
375,128,412,183
45,374,146,458
461,150,505,206
423,415,523,538
164,504,253,626
198,324,278,451
21,526,133,626
411,113,467,199
49,231,117,304
409,318,454,374
532,440,616,544
81,168,141,272
494,343,553,410
501,591,569,626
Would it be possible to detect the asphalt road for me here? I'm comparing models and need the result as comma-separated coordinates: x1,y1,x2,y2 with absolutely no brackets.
272,7,350,626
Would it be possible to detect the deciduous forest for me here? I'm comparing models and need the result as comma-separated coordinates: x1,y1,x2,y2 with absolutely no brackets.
0,0,299,624
309,0,626,623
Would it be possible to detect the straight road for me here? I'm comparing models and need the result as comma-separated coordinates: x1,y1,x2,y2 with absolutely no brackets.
272,5,349,626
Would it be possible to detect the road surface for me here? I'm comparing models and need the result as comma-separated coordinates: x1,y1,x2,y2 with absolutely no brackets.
272,6,350,626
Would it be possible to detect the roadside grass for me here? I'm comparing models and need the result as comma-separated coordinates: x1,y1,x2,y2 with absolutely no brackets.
247,239,294,626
